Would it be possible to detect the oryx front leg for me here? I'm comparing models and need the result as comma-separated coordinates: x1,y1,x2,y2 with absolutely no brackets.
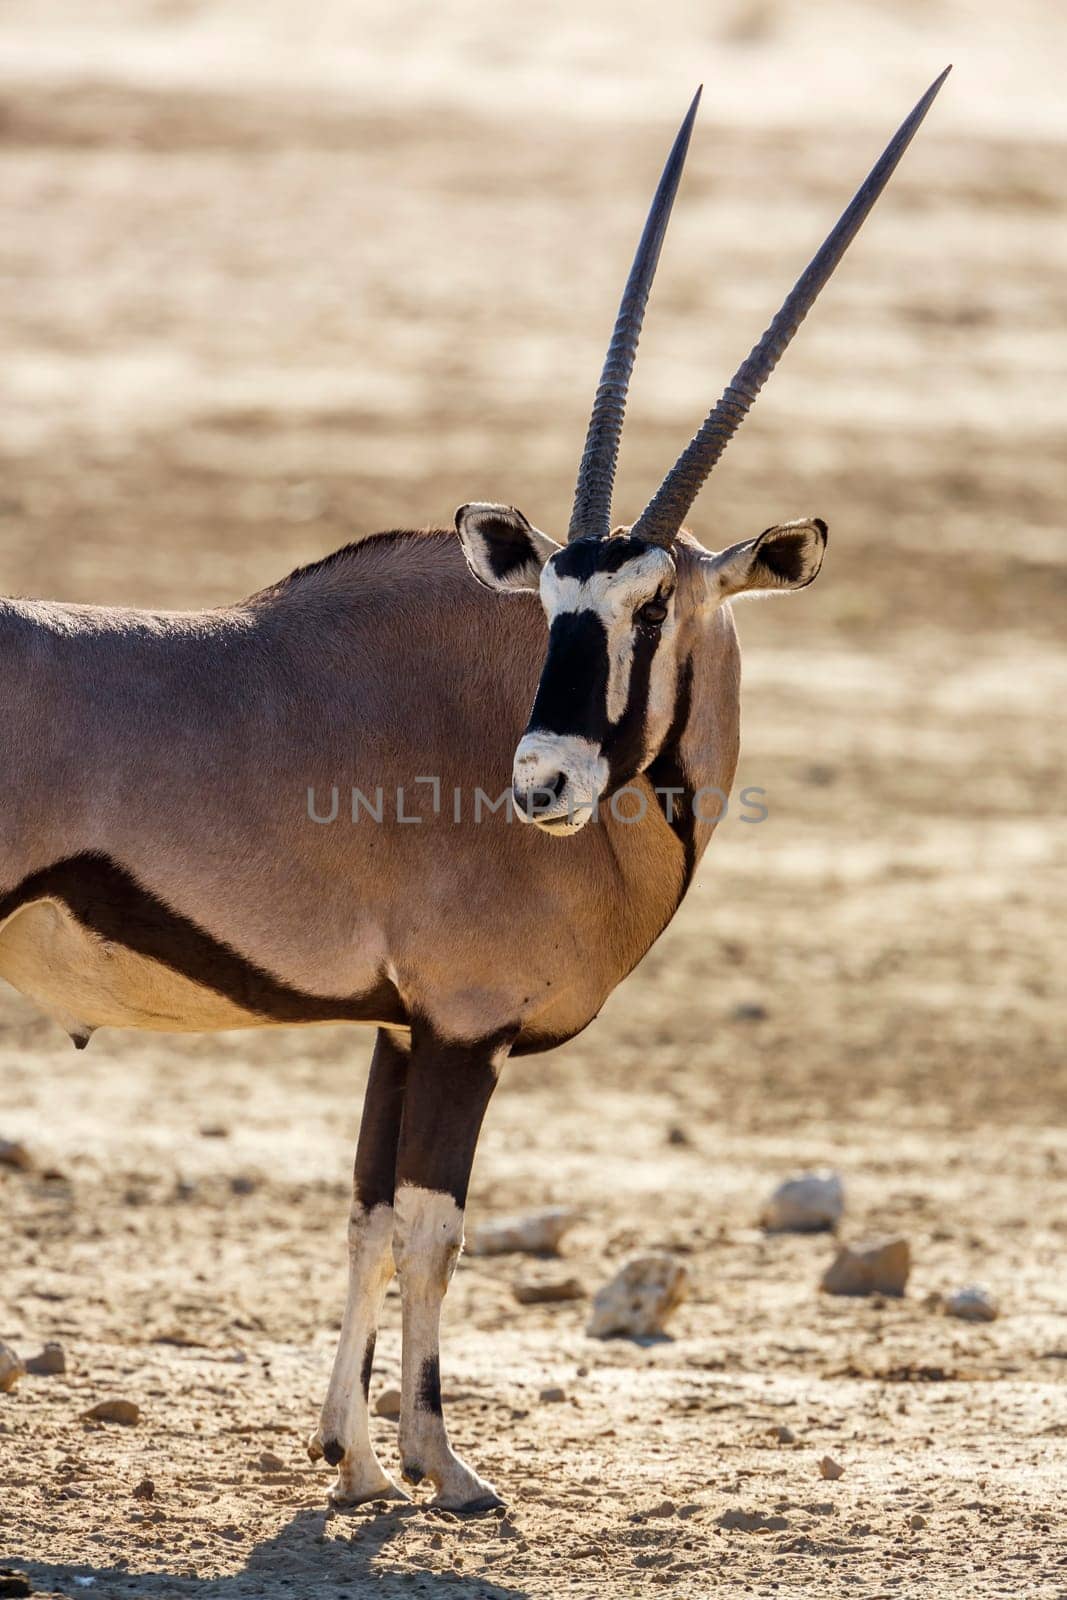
393,1030,506,1512
310,1028,409,1507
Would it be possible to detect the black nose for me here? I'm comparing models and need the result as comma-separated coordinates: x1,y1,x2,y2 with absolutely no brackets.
512,772,567,816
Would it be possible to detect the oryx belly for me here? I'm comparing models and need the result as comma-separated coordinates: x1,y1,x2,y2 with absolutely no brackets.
0,897,261,1032
0,855,406,1037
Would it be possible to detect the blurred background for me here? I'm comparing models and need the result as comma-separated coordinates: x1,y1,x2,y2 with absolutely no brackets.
0,3,1064,1593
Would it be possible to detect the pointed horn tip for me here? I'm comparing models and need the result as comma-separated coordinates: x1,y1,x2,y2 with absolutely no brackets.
925,65,952,99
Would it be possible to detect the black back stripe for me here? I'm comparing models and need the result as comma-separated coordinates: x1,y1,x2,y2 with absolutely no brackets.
0,853,406,1026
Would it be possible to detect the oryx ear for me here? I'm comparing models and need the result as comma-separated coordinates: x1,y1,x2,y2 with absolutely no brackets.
703,518,827,600
455,503,560,593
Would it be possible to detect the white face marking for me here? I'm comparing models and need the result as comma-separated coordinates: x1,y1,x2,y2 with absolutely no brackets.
512,546,679,834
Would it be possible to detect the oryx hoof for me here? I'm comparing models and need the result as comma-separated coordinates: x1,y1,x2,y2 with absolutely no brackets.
431,1486,505,1515
328,1474,410,1510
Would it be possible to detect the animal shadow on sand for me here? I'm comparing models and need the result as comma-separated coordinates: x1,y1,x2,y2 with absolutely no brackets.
14,1504,531,1600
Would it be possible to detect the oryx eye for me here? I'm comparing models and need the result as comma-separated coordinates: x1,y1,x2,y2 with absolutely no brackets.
636,598,668,627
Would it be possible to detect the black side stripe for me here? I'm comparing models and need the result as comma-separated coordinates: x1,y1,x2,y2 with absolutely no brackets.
0,852,406,1027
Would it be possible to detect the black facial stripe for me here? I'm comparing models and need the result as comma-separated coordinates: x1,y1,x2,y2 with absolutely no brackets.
646,655,697,889
604,616,664,793
0,853,407,1027
526,611,610,742
551,535,655,582
478,516,537,581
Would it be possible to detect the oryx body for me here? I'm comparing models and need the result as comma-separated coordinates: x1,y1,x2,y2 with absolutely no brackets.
0,532,737,1051
1,71,948,1510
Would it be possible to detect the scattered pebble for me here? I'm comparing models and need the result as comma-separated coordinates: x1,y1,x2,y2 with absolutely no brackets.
819,1455,844,1480
258,1450,286,1472
538,1386,566,1404
761,1170,844,1233
666,1126,691,1146
0,1342,25,1394
731,1002,768,1023
25,1341,66,1376
771,1424,796,1444
716,1508,790,1532
944,1285,999,1322
0,1139,33,1172
909,1512,927,1529
199,1123,230,1139
374,1388,402,1419
229,1174,258,1196
82,1398,141,1426
821,1236,910,1297
132,1478,155,1500
512,1273,585,1305
586,1254,688,1339
467,1208,578,1257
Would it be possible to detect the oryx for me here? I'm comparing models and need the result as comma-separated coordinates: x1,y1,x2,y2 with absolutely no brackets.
0,71,948,1511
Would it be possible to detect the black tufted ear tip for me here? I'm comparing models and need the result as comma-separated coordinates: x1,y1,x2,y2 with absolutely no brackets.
813,517,828,539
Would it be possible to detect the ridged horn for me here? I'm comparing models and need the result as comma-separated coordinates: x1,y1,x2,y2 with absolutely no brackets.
631,66,951,548
568,86,702,543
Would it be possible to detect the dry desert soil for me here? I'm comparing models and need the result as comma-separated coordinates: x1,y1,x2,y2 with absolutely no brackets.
1,3,1065,1597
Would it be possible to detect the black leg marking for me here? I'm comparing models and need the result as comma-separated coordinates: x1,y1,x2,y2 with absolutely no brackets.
360,1332,377,1402
416,1355,443,1416
392,1026,511,1508
323,1438,345,1467
395,1021,510,1206
354,1029,410,1212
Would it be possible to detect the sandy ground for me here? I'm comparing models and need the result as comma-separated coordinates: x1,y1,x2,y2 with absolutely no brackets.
1,3,1065,1596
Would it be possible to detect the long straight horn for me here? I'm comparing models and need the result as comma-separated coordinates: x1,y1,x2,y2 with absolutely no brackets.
631,67,951,548
568,87,702,543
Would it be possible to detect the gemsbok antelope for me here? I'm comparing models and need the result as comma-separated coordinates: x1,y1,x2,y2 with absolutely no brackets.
0,72,948,1509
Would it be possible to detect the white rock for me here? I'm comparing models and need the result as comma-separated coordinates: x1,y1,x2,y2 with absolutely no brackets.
586,1255,688,1339
761,1170,844,1233
944,1285,999,1322
466,1208,577,1257
820,1236,910,1298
